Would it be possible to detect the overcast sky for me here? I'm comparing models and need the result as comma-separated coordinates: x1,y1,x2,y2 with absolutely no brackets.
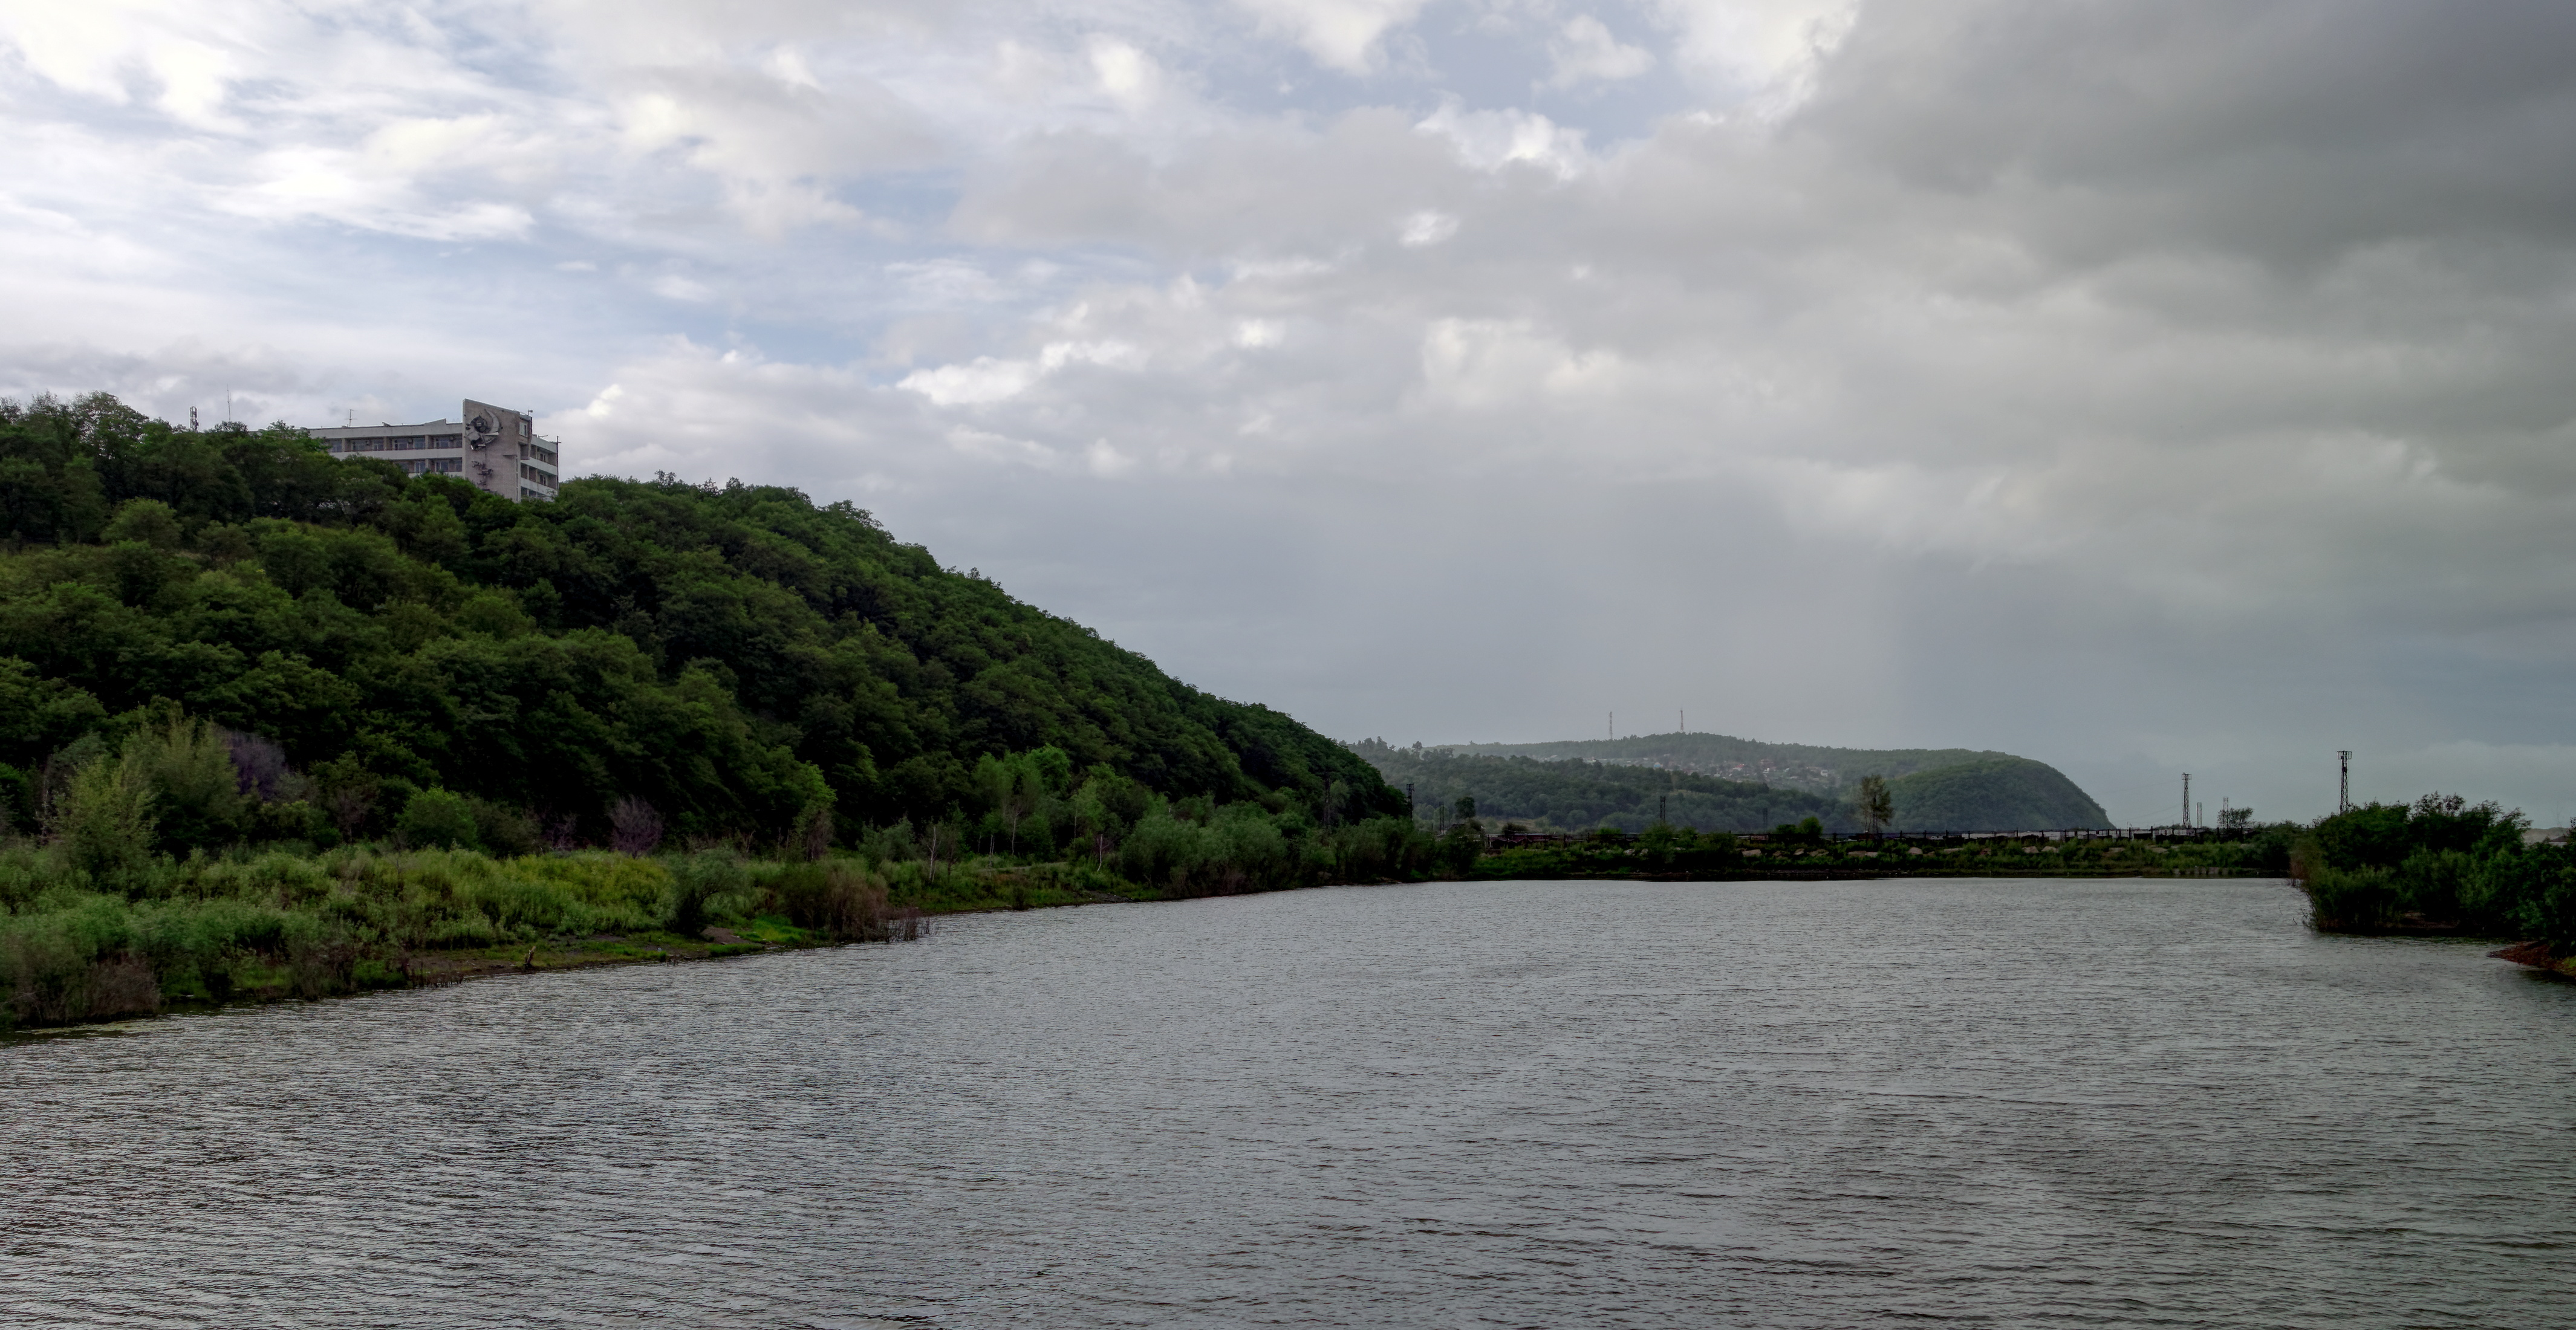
6,1,2576,825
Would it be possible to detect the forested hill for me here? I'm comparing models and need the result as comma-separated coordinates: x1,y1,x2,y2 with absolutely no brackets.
1356,742,1852,833
1363,741,2113,832
1440,732,2017,796
1885,759,2109,832
0,392,1400,843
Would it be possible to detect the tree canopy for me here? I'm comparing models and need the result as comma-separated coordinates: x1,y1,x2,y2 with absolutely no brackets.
0,392,1401,848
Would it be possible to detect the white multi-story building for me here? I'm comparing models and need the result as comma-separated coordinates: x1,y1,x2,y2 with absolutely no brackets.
309,398,560,502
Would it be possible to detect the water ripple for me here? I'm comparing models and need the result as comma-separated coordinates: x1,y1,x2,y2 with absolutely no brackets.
6,878,2575,1327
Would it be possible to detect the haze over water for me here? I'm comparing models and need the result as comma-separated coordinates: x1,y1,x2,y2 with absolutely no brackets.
8,877,2574,1327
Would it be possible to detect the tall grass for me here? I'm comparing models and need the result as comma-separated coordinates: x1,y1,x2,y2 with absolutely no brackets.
0,842,932,1030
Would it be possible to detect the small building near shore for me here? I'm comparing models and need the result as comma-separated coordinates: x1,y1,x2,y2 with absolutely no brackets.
309,398,559,502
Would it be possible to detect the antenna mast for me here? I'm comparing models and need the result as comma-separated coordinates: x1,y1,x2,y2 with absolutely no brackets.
2182,773,2191,828
2337,750,2351,814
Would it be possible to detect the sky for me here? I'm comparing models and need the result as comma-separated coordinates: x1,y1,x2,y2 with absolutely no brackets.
5,0,2576,826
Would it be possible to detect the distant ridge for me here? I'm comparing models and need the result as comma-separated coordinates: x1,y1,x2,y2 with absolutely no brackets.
1439,733,2015,794
1383,731,2112,832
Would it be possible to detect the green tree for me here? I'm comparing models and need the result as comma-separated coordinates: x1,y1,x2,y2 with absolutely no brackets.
57,746,157,885
398,788,480,849
1856,774,1893,835
126,715,246,854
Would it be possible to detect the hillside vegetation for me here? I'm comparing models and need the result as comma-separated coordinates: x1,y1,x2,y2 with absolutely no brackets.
0,392,1400,842
0,392,1440,1029
1886,759,2110,831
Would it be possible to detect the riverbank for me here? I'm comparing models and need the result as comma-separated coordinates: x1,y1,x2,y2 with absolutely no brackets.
0,845,1165,1033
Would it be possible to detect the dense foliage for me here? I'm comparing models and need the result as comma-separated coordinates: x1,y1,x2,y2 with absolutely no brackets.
0,391,1401,849
2295,794,2574,944
0,391,1458,1029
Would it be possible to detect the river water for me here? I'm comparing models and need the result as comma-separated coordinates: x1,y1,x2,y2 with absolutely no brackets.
6,877,2574,1328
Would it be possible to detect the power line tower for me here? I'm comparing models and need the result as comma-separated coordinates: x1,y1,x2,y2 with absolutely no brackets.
2337,751,2350,814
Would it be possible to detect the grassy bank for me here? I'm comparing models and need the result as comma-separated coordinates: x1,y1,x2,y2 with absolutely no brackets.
0,842,1189,1032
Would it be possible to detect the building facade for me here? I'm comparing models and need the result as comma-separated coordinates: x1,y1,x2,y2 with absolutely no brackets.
308,398,560,502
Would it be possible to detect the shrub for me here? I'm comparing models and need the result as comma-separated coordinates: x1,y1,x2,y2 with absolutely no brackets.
666,850,750,936
57,746,157,888
398,788,480,849
769,860,900,940
469,799,542,857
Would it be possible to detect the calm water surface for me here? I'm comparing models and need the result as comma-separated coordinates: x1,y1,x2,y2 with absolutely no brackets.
7,877,2575,1328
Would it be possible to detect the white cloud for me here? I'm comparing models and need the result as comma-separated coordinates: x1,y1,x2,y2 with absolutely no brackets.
899,339,1145,406
1087,36,1163,112
1231,0,1429,74
1417,319,1630,410
1398,209,1458,246
1651,0,1857,114
1547,16,1656,88
1416,102,1590,178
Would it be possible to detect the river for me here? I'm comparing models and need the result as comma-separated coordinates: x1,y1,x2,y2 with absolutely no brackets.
6,877,2574,1327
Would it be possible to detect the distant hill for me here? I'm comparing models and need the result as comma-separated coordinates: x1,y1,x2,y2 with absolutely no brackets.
1381,731,2113,832
1439,733,2015,796
1888,759,2109,832
1351,740,1846,833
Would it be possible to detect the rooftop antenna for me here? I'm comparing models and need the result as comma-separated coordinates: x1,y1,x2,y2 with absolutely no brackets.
2338,750,2351,814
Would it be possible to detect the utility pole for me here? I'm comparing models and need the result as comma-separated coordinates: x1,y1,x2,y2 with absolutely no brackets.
2337,751,2350,814
2182,773,2191,829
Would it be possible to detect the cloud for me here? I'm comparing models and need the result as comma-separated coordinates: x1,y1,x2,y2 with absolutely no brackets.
1397,209,1456,246
1547,16,1655,89
1416,101,1590,177
1231,0,1429,74
1653,0,1858,114
10,1,2576,820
